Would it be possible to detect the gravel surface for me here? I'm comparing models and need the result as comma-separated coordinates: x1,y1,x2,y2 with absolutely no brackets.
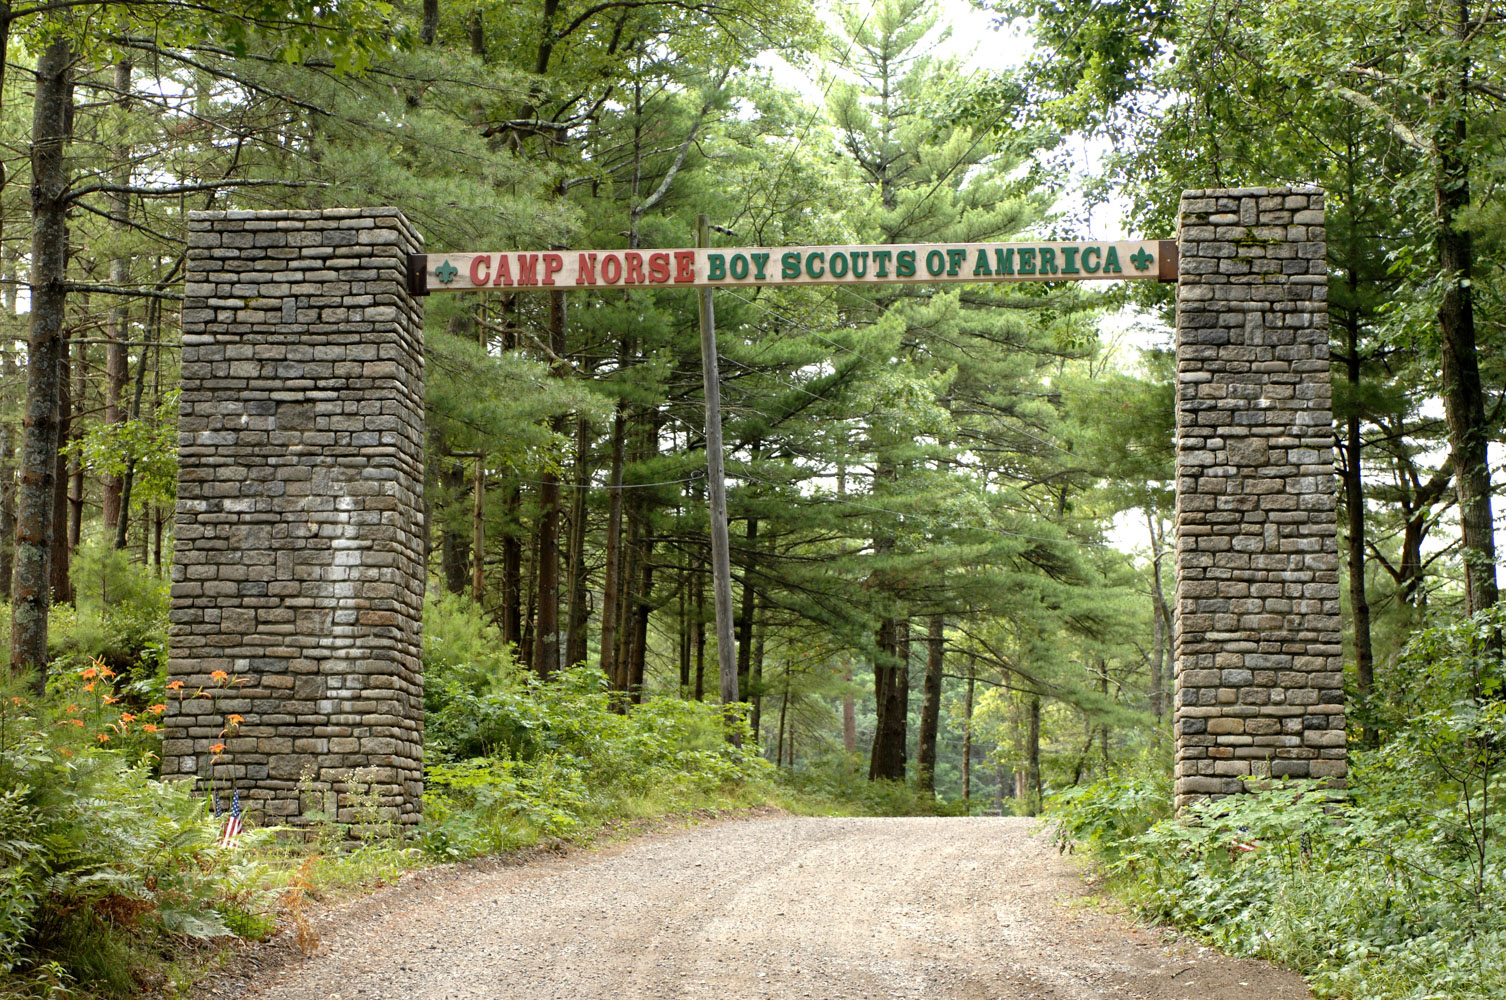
214,815,1310,1000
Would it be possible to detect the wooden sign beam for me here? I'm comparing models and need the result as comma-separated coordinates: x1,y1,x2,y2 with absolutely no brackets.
407,239,1175,296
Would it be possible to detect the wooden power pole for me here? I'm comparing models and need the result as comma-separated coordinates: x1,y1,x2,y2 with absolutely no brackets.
697,214,740,743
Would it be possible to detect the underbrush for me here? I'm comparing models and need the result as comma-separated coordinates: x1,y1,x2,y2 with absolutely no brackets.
1050,609,1506,1000
0,589,794,998
770,749,973,817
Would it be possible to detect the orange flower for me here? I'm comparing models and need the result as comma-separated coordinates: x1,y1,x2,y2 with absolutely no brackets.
209,670,230,683
9,696,22,707
83,681,96,693
166,680,185,691
60,748,73,757
226,714,244,726
65,704,80,714
120,713,137,724
142,724,161,734
69,719,84,728
103,695,120,706
210,742,226,754
149,703,166,715
80,666,98,680
96,733,110,743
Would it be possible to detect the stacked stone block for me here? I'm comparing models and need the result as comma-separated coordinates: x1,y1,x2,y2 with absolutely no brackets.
1173,187,1345,809
165,208,426,829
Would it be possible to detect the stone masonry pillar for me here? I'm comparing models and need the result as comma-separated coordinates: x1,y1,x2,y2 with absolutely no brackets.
165,208,426,829
1173,187,1345,809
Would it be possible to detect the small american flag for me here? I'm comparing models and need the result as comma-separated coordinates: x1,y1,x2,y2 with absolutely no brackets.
218,788,243,847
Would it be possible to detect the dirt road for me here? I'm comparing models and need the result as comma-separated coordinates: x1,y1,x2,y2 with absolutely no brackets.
221,815,1310,1000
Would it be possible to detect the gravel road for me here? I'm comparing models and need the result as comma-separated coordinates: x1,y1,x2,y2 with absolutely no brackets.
219,815,1310,1000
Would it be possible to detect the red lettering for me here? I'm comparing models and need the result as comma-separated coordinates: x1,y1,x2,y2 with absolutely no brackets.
648,252,670,283
542,253,564,285
576,252,597,285
468,255,491,286
517,254,540,285
601,254,622,284
493,254,512,286
625,252,645,285
674,251,696,283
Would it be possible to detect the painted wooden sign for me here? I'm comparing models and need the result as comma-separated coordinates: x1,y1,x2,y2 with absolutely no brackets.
407,239,1176,295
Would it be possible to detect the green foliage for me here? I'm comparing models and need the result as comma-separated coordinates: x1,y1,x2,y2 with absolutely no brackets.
1047,741,1172,857
773,750,971,817
421,665,773,860
0,685,272,995
53,539,170,682
1053,609,1506,1000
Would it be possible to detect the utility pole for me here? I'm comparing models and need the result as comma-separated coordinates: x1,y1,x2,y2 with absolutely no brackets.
697,214,740,744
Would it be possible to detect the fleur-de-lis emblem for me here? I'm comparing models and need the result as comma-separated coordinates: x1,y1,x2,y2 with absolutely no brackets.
1129,248,1155,272
435,259,459,284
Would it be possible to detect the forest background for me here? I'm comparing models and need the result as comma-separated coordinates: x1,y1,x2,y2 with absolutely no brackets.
0,0,1502,998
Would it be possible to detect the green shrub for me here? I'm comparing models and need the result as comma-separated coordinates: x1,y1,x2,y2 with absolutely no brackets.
0,686,273,996
1048,741,1172,858
420,665,773,859
1052,609,1506,1000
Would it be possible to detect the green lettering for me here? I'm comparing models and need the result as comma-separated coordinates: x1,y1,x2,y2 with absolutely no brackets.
752,253,770,280
1061,247,1080,274
925,250,945,276
730,253,749,280
1017,248,1036,275
829,252,849,278
994,248,1014,275
707,253,727,281
946,248,966,276
1038,247,1058,275
873,250,893,277
1082,246,1101,273
896,251,916,277
806,252,826,279
850,251,869,278
972,250,993,277
1104,246,1122,273
782,252,801,279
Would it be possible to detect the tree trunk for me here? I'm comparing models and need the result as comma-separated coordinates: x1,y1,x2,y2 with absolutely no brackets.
775,662,789,768
916,614,944,796
736,513,758,697
471,457,485,603
421,0,438,44
12,36,72,684
440,458,469,595
1024,694,1042,816
599,403,627,687
67,336,82,551
1342,308,1377,744
868,617,907,781
627,526,655,702
962,658,974,802
101,58,131,534
749,630,764,737
564,416,591,668
1146,512,1168,721
693,520,706,700
1435,7,1499,619
469,8,485,60
50,334,71,603
501,482,522,646
114,323,150,550
841,657,856,755
0,270,17,600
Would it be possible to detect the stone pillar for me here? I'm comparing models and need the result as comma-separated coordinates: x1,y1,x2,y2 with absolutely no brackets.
166,208,426,829
1173,187,1344,809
